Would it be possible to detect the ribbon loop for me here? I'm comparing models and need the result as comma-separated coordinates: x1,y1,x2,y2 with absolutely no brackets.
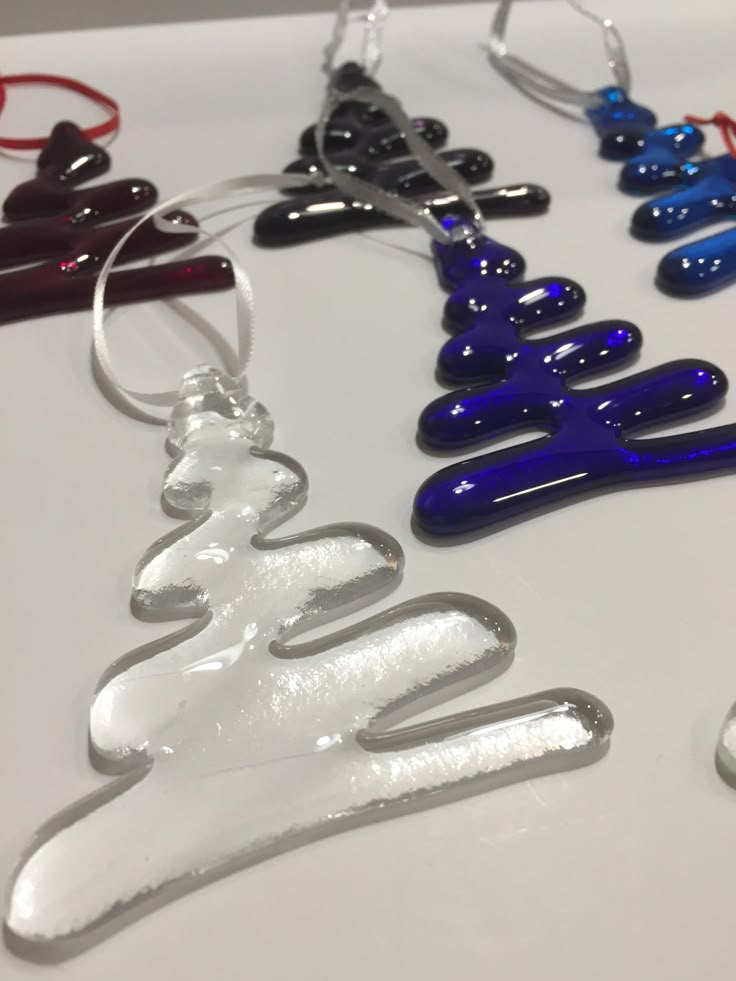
323,1,390,78
0,74,120,150
489,0,632,113
92,173,327,426
684,111,736,159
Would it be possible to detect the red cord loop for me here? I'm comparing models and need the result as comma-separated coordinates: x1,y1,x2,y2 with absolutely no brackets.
0,74,120,150
684,111,736,159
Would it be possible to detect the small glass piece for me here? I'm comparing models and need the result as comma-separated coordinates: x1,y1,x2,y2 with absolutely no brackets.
583,89,713,196
585,85,657,138
285,147,493,198
716,703,736,787
0,124,234,323
287,116,449,190
5,366,613,955
614,124,705,193
3,121,110,220
657,225,736,296
415,355,736,535
167,365,274,452
631,155,736,240
432,218,525,290
253,184,549,246
442,275,585,334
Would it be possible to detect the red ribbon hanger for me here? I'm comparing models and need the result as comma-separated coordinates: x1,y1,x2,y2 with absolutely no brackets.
684,110,736,158
0,73,120,150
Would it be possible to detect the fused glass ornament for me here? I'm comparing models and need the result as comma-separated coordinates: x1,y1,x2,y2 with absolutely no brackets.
5,365,612,955
255,183,549,246
585,87,707,194
0,122,233,323
412,217,736,537
254,62,550,246
630,153,736,295
656,226,736,296
285,116,450,190
716,703,736,787
631,155,736,240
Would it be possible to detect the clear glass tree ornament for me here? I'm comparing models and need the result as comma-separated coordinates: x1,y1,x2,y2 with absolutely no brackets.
5,365,613,959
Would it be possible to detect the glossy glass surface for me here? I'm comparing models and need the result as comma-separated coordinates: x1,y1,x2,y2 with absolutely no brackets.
415,218,736,535
4,365,612,955
615,125,704,193
585,86,657,138
630,155,736,239
282,144,491,199
657,225,736,296
255,61,550,246
284,147,492,197
3,120,110,220
0,123,233,323
442,275,585,334
432,221,526,290
253,183,550,246
415,358,736,535
287,116,449,190
586,88,709,195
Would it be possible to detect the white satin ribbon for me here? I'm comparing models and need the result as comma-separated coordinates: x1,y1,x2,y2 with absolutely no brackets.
92,172,326,425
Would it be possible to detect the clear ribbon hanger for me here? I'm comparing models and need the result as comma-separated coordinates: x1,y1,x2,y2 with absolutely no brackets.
91,171,327,425
488,0,632,113
322,0,390,77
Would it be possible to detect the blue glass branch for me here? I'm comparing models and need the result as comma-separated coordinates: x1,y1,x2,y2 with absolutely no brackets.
413,220,736,537
657,225,736,295
631,155,736,239
585,86,707,195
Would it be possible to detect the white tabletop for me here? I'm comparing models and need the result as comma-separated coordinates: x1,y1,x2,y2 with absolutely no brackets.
1,2,734,978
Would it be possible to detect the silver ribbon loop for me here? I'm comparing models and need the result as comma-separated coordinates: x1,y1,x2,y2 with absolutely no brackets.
91,172,326,425
489,0,632,113
323,0,390,78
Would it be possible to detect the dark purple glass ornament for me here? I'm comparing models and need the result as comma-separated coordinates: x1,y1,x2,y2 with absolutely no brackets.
254,183,549,246
412,216,736,537
0,122,233,324
287,117,449,190
3,121,111,220
254,62,551,246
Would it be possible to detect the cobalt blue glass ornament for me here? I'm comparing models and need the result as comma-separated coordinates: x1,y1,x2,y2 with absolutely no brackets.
486,1,731,294
630,146,736,295
657,226,736,296
586,88,707,194
412,218,736,537
631,154,736,240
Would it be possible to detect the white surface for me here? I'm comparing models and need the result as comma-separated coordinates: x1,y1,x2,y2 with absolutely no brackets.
5,0,454,36
0,2,735,978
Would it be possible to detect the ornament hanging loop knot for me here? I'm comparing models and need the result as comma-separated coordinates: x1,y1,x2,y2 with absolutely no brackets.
684,111,736,159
